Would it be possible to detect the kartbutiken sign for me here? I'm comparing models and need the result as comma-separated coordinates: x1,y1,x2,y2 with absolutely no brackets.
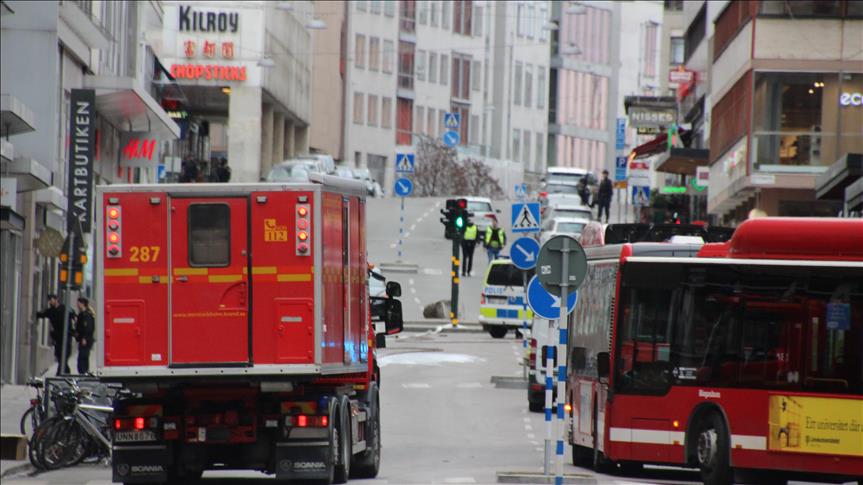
66,89,96,234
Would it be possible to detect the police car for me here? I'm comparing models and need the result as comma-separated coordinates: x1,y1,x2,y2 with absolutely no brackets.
478,258,533,338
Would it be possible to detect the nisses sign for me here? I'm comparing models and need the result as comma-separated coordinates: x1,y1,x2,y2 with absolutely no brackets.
179,5,239,33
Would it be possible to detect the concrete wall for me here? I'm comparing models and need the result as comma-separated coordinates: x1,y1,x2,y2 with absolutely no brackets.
754,18,863,62
310,1,345,160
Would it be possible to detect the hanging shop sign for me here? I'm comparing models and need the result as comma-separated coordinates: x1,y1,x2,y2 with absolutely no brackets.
66,89,96,234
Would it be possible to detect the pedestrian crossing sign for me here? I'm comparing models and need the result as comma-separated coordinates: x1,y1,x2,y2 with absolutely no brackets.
444,112,461,130
511,202,541,233
395,153,415,173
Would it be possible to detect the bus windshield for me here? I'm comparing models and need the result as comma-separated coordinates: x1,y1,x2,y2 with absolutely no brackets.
614,262,862,396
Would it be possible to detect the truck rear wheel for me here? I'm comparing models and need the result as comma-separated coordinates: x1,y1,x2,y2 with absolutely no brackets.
488,327,508,338
351,386,380,478
333,397,351,484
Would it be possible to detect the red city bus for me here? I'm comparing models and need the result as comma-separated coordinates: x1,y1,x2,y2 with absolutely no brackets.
568,218,863,485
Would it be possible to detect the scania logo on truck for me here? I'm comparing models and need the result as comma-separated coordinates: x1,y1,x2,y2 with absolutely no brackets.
294,461,326,471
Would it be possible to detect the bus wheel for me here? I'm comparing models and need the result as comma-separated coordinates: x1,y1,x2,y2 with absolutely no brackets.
488,327,507,338
696,413,733,485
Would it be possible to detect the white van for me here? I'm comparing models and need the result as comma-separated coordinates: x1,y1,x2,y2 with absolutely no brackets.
479,259,534,338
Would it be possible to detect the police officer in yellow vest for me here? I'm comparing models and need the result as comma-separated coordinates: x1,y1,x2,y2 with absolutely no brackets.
484,219,506,262
461,220,478,277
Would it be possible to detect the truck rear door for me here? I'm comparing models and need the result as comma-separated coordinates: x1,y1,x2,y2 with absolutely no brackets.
170,197,250,365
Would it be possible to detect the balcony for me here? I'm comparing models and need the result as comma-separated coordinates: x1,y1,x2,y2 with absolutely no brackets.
59,0,111,49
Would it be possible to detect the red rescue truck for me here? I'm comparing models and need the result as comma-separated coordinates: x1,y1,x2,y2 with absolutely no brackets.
94,176,403,484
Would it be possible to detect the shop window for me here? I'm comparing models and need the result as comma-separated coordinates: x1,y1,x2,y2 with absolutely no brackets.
189,204,230,267
760,1,841,17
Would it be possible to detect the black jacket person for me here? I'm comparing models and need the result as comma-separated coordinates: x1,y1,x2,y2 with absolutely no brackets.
36,294,70,375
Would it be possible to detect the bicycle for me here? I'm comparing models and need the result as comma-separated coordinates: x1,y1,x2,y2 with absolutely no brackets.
19,377,47,441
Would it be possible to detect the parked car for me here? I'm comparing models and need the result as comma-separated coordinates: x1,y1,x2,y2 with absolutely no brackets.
527,320,556,413
335,165,355,179
543,167,597,187
479,258,533,339
540,192,584,217
545,204,593,222
463,196,500,236
540,217,590,245
353,168,383,197
297,153,336,174
265,159,320,182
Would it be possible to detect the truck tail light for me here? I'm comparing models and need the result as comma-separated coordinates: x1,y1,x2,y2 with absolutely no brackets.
295,203,310,256
285,414,328,428
106,205,122,258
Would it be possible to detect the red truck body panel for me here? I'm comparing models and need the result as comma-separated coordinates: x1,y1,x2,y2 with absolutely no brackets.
95,181,369,379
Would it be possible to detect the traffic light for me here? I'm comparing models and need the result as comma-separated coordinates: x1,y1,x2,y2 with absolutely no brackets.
59,232,86,290
441,199,473,240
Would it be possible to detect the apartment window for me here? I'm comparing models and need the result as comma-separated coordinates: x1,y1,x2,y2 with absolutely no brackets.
418,1,428,24
415,106,425,138
383,40,395,73
539,6,548,41
417,50,427,81
427,108,436,137
451,104,469,145
643,22,658,79
684,4,706,63
396,97,413,144
356,0,367,12
474,6,483,37
471,60,481,91
664,0,683,11
526,4,535,39
442,1,451,29
429,52,438,83
454,0,473,35
384,0,395,17
469,114,479,145
430,1,438,26
368,95,379,126
760,1,842,17
514,61,523,105
512,128,521,161
398,41,415,90
353,92,364,124
439,111,447,136
441,54,449,85
670,37,685,65
400,0,416,33
355,34,366,69
535,132,544,166
523,130,532,164
382,97,393,128
369,37,381,71
370,0,381,14
452,54,471,99
537,68,546,109
524,64,533,108
517,3,524,37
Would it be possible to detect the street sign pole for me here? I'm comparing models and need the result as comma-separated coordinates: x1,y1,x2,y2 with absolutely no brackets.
554,238,571,485
59,232,76,377
450,237,460,327
543,326,554,476
521,270,529,380
398,196,405,260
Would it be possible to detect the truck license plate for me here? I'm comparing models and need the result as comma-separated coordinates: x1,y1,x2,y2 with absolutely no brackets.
115,430,157,442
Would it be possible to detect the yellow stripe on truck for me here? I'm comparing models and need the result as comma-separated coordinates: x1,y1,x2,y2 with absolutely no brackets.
105,268,139,277
208,275,243,283
174,267,208,276
277,273,312,282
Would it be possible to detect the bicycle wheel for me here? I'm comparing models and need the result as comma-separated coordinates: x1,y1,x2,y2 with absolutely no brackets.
20,407,37,440
60,420,89,467
40,418,82,470
29,417,62,471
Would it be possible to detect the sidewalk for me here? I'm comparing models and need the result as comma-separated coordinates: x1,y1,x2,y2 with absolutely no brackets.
0,347,94,479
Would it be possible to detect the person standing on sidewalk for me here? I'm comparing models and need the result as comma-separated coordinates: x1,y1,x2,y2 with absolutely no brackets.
36,294,70,375
596,170,613,223
461,220,478,277
484,219,506,262
73,297,96,375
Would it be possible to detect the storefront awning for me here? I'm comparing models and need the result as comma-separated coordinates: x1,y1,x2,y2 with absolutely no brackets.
1,94,36,137
83,75,181,139
630,129,693,160
815,153,862,200
845,177,863,211
655,147,710,176
7,156,50,192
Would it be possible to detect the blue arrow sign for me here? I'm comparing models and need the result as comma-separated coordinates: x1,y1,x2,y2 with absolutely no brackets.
511,237,540,270
395,153,415,173
444,112,461,130
511,202,541,233
526,275,578,320
394,177,413,197
442,130,460,148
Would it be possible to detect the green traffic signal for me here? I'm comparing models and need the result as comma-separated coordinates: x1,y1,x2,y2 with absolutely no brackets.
455,216,464,228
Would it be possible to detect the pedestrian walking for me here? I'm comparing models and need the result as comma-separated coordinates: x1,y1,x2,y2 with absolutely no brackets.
596,169,613,223
577,178,591,206
484,219,506,262
72,296,96,375
36,294,70,375
217,157,232,183
180,156,199,183
461,220,478,276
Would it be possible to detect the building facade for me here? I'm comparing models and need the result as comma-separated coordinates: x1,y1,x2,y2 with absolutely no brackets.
2,0,179,383
705,1,862,223
328,0,550,195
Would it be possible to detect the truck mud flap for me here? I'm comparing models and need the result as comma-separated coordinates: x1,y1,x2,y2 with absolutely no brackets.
112,445,171,483
275,441,331,480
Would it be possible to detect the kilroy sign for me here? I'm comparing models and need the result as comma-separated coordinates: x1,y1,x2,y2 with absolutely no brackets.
67,89,96,234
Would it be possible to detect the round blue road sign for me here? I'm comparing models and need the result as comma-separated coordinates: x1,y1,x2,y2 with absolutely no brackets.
394,177,413,197
526,275,577,320
510,237,540,270
442,130,460,148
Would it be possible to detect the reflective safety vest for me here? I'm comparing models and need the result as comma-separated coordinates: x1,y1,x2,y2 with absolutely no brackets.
485,227,505,249
464,224,478,241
